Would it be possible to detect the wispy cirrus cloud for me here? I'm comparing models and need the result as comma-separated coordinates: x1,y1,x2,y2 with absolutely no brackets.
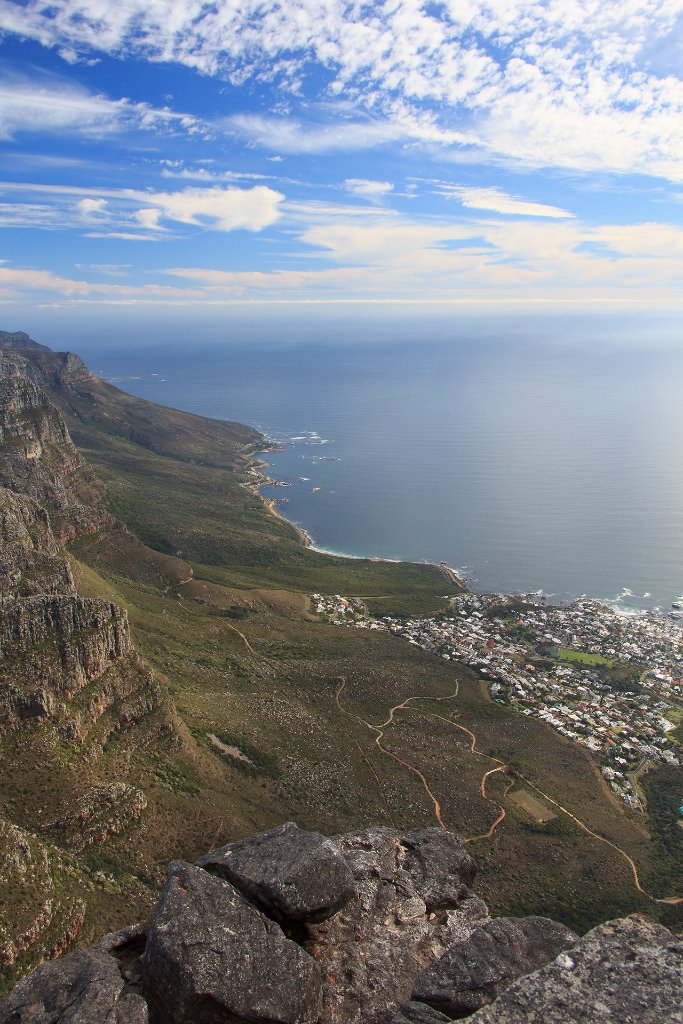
3,1,683,178
158,161,275,184
4,203,683,307
344,179,393,204
153,214,683,305
226,113,409,154
439,186,575,220
84,230,161,241
0,180,285,235
0,71,205,139
0,75,127,138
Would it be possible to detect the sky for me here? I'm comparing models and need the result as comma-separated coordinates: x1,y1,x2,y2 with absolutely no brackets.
1,0,683,319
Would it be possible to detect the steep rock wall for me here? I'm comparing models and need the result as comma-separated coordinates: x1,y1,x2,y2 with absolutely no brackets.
0,595,132,728
0,346,176,980
0,355,109,546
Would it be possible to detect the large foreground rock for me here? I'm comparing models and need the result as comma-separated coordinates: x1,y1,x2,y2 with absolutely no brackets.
3,824,678,1024
0,926,148,1024
196,821,356,923
142,860,322,1024
304,828,487,1024
468,916,683,1024
410,916,578,1017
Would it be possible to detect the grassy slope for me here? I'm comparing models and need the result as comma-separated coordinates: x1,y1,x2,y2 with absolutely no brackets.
16,347,682,938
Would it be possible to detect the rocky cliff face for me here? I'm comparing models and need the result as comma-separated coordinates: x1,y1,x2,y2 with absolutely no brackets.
0,488,57,559
0,347,172,977
0,595,132,729
0,823,679,1024
0,349,159,740
0,354,109,546
0,487,70,600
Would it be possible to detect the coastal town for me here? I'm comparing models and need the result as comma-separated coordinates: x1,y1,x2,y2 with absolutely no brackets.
312,591,683,810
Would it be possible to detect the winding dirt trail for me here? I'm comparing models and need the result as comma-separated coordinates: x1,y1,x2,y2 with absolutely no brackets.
222,621,259,655
332,675,683,905
334,678,508,840
335,679,447,828
405,707,510,844
462,767,510,844
520,776,683,906
176,571,260,658
174,572,682,905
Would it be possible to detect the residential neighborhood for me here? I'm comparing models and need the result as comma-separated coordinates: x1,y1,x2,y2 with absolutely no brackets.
312,591,683,809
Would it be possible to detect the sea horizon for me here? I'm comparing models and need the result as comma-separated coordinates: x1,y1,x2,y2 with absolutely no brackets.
66,316,683,617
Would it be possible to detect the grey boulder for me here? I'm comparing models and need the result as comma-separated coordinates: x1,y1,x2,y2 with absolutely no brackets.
412,915,578,1017
304,828,489,1024
196,821,356,923
397,829,477,911
467,916,683,1024
0,945,148,1024
142,860,322,1024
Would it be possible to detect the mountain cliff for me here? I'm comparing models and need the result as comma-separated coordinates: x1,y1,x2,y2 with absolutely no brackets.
0,332,50,353
0,354,109,546
0,345,173,978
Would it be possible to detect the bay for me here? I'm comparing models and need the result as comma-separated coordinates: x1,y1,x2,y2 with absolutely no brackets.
75,325,683,612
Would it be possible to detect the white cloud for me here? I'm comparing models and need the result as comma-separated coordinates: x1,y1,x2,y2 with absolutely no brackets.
135,207,163,230
344,179,394,204
0,180,284,235
0,75,127,138
157,211,683,302
0,263,93,296
57,45,99,65
227,114,407,154
77,197,107,217
159,162,273,183
0,261,203,296
443,187,574,219
84,231,161,241
4,205,683,304
0,72,204,140
131,185,284,231
76,263,132,275
4,1,683,177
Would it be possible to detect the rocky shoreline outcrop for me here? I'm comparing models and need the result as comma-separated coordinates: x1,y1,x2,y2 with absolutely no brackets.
1,822,680,1024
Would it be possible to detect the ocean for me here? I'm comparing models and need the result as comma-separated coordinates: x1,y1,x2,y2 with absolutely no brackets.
72,314,683,612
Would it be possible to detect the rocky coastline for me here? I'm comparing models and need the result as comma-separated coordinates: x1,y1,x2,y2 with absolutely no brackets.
251,447,467,591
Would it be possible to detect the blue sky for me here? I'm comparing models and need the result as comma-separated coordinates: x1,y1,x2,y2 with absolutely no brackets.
1,0,683,316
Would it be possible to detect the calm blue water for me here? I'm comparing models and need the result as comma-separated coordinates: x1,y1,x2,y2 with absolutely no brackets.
74,329,683,612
